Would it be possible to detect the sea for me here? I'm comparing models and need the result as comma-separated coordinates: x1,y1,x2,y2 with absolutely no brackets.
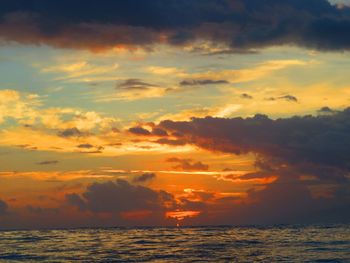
0,224,349,262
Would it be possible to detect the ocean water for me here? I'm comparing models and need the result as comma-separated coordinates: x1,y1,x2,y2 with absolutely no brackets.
0,225,349,262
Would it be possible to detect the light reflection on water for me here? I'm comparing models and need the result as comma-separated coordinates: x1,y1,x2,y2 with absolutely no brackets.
0,225,349,262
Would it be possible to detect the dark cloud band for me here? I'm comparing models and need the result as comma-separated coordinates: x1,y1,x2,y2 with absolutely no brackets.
157,108,350,181
1,0,350,51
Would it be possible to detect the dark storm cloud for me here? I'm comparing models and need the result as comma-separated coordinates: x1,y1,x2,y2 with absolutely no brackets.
66,179,175,213
166,157,209,171
0,199,8,215
158,108,350,181
191,166,349,225
179,79,229,86
225,176,350,225
132,173,156,183
1,0,350,51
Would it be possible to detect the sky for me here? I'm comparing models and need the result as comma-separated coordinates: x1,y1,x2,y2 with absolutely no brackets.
0,0,349,229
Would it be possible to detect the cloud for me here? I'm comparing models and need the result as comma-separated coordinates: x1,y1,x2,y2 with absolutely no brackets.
183,60,308,85
76,143,104,154
158,108,350,224
128,126,169,137
267,95,298,102
155,138,187,146
187,172,349,225
0,90,123,155
0,200,8,215
160,112,349,224
240,93,253,99
108,78,171,101
65,194,87,211
183,188,215,202
1,0,350,51
40,61,119,81
117,79,158,90
36,160,59,165
0,89,119,135
280,95,298,102
223,176,350,225
66,179,175,213
155,103,246,122
151,128,168,136
179,79,229,86
158,108,350,183
57,127,84,137
76,143,94,149
318,106,337,114
167,157,209,171
96,78,167,101
132,173,156,183
146,66,183,76
0,89,40,124
128,126,151,136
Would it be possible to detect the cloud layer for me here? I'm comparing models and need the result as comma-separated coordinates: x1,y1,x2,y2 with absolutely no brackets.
1,0,350,51
158,108,350,175
66,179,174,213
152,108,350,223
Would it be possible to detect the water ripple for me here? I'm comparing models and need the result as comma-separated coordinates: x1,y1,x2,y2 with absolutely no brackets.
0,224,348,262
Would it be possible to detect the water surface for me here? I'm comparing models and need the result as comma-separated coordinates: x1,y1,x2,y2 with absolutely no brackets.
0,225,349,262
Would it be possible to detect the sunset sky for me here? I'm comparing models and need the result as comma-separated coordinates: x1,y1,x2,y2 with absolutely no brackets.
0,0,349,229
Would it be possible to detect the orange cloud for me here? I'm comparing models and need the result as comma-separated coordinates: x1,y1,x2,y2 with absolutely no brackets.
166,210,201,221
